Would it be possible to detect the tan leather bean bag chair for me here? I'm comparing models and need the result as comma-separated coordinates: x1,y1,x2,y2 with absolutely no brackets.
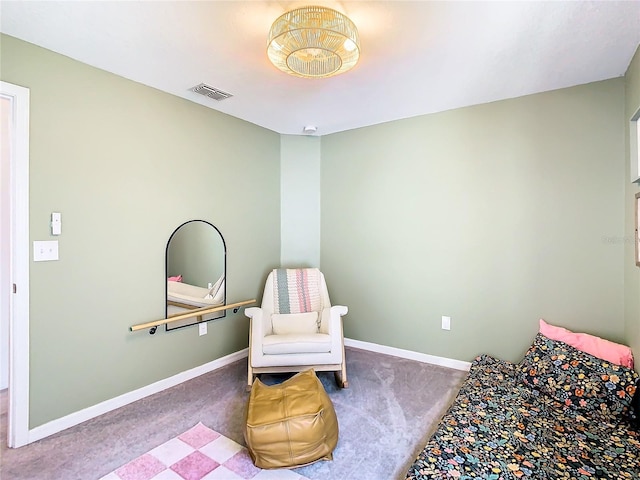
244,369,339,469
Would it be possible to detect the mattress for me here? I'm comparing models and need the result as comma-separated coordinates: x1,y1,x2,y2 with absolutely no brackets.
167,280,223,307
405,340,640,479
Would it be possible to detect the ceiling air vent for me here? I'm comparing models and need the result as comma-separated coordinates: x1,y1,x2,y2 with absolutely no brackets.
191,83,233,101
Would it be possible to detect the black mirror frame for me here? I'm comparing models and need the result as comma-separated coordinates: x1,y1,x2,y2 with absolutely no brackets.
164,219,227,332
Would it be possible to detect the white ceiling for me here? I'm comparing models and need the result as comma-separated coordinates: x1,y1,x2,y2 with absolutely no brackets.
1,1,639,136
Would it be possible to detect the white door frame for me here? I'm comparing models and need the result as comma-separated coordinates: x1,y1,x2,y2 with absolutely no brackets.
1,81,30,448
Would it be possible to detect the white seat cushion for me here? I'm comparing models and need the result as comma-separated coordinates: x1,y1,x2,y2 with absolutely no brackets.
262,333,331,355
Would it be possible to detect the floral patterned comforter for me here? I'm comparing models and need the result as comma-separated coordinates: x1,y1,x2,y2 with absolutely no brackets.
406,345,640,480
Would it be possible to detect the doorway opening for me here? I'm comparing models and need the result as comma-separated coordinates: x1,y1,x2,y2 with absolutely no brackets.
1,81,30,448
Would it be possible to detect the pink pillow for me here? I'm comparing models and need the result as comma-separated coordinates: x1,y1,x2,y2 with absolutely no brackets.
168,275,182,282
539,319,634,369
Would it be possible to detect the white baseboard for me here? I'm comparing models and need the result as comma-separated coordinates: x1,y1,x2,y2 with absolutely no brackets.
26,340,468,445
344,338,471,371
27,348,248,444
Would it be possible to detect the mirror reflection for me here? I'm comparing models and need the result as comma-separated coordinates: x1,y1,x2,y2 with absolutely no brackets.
165,220,226,331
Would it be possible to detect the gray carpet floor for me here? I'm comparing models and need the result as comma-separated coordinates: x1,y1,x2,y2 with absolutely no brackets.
0,347,468,480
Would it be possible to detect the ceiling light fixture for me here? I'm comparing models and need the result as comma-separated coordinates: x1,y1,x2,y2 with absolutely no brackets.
267,6,361,79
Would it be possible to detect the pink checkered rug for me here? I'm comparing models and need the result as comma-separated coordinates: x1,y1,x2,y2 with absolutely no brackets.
100,422,311,480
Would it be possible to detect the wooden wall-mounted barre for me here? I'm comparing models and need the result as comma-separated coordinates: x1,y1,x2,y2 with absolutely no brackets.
130,299,256,333
167,300,205,323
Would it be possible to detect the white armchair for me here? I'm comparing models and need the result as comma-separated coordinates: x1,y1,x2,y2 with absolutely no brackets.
245,268,348,389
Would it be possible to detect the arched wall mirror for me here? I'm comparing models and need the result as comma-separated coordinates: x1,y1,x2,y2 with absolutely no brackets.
165,220,226,331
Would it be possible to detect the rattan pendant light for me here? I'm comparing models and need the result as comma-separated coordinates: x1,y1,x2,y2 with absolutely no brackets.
267,6,361,78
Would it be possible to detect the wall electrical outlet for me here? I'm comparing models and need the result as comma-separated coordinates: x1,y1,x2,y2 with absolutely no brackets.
199,322,208,336
441,316,451,331
33,240,59,261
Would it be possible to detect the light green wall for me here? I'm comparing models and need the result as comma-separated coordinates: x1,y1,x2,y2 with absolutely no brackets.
0,34,281,428
2,30,636,429
624,45,640,367
280,135,320,267
321,80,626,363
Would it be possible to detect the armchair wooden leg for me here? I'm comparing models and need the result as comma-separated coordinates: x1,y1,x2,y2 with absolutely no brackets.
334,363,348,389
247,328,255,391
334,331,348,388
247,365,254,392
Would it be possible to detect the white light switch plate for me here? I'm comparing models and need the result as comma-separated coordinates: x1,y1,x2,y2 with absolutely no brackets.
51,212,62,235
33,240,59,261
199,322,207,336
441,316,451,331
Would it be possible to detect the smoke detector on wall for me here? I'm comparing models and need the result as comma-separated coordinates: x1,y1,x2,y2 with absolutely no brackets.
190,83,233,101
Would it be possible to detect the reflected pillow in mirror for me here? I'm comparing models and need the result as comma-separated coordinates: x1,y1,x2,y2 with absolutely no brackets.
271,312,319,335
204,275,225,301
168,275,182,282
211,278,225,304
